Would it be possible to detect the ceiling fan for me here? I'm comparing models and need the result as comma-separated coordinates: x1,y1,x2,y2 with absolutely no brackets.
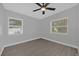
33,3,56,15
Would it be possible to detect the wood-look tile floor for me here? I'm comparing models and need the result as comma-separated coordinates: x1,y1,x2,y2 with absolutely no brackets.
1,38,78,56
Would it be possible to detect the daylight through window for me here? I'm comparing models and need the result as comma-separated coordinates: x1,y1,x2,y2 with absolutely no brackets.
8,17,23,35
51,17,68,34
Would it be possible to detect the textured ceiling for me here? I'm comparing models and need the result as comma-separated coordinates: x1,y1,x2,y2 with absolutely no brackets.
3,3,78,19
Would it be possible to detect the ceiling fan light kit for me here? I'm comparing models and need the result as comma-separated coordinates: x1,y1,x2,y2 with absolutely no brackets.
41,7,46,11
33,3,56,15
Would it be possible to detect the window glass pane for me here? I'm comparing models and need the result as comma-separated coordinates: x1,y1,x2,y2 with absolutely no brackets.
8,18,23,35
9,19,22,27
52,27,67,33
51,17,68,33
52,18,67,27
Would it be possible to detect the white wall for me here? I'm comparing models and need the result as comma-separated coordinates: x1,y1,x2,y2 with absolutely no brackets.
39,4,79,48
0,4,5,47
0,3,79,49
1,7,40,47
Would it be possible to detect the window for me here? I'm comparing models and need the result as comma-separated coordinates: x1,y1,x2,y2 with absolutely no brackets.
50,17,68,34
8,17,23,35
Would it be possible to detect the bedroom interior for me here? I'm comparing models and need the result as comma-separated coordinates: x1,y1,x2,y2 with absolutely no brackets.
0,3,79,56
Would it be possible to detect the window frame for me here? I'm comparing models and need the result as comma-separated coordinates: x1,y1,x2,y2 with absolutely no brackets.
8,17,23,35
50,17,68,35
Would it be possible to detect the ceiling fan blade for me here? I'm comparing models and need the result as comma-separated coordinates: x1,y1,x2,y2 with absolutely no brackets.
42,3,45,7
42,11,45,15
46,7,56,11
33,8,41,12
45,3,50,7
35,3,42,7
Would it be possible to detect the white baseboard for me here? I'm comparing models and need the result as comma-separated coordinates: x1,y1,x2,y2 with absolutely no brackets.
0,47,4,56
41,37,79,49
4,37,79,49
4,37,40,47
3,37,79,54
